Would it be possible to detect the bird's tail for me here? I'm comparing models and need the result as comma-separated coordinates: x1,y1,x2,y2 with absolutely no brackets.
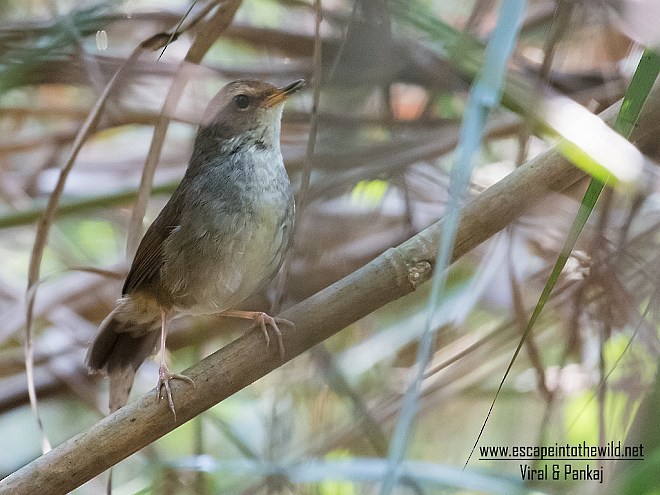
85,308,160,412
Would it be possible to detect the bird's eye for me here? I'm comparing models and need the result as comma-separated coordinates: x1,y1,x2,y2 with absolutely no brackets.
233,94,250,109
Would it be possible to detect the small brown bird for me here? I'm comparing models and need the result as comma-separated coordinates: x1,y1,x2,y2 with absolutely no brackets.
86,79,304,418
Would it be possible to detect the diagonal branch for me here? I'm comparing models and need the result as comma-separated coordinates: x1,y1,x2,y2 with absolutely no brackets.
0,97,639,494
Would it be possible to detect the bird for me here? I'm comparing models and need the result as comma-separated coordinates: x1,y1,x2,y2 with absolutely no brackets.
85,78,304,419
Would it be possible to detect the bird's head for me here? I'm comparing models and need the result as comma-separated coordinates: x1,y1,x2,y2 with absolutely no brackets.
200,79,305,146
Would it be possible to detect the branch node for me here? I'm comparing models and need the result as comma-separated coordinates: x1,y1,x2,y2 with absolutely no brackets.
406,260,432,289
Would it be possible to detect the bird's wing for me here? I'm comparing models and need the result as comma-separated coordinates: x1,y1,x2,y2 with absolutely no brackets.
122,201,181,295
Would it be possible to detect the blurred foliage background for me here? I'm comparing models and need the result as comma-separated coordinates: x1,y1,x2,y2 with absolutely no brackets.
1,0,659,494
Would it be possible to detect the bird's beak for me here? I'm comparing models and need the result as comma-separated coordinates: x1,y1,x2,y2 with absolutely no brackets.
264,79,305,108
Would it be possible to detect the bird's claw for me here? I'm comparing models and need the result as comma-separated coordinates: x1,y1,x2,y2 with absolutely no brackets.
249,313,293,360
157,365,195,421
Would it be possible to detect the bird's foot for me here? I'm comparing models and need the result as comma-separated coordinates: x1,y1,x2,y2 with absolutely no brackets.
249,312,292,359
222,310,293,359
157,364,195,421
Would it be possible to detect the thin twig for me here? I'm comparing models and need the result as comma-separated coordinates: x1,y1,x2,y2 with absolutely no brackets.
273,0,322,311
24,32,176,455
126,0,243,256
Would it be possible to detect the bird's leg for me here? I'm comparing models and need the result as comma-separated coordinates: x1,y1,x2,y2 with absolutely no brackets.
221,310,292,359
157,307,194,420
